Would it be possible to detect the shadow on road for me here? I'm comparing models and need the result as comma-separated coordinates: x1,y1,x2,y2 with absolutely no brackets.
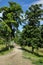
18,47,43,57
0,45,14,54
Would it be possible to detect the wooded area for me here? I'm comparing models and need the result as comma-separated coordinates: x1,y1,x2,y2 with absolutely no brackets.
0,1,43,65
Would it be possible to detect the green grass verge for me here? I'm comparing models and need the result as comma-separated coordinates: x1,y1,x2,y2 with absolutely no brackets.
0,44,14,55
22,46,43,65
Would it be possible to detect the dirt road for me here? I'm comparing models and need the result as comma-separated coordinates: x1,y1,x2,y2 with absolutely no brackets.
0,44,34,65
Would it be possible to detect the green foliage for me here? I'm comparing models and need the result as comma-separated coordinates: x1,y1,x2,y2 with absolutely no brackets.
21,4,43,53
25,4,43,26
0,1,23,50
0,2,43,54
0,38,5,44
0,44,13,55
0,1,23,37
40,25,43,47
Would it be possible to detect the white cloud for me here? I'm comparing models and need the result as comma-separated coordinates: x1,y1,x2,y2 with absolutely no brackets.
0,13,2,17
34,0,43,4
25,0,43,8
0,11,4,17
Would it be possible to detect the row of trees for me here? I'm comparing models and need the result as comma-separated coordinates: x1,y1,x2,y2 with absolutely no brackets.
0,2,43,52
14,4,43,53
21,4,43,53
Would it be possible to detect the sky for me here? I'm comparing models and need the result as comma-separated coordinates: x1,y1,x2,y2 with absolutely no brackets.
0,0,43,31
0,0,41,11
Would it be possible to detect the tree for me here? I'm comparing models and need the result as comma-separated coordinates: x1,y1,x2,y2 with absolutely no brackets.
40,25,43,47
0,1,23,38
21,24,41,52
0,20,12,49
0,2,23,49
22,4,43,53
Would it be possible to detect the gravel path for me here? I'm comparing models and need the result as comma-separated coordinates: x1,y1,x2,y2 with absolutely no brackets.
0,44,34,65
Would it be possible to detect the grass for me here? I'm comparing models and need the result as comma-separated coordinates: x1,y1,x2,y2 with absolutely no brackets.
22,46,43,65
0,44,14,55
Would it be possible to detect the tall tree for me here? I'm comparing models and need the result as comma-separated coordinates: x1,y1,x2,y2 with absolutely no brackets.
22,4,43,53
0,2,23,37
0,2,23,49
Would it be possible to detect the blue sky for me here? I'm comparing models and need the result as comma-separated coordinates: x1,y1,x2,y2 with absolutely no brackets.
0,0,40,11
0,0,43,31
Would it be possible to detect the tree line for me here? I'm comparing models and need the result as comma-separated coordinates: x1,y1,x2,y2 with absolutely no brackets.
0,2,43,52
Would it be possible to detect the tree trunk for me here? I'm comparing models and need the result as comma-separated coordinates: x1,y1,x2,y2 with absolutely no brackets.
6,43,8,48
32,47,34,53
8,46,10,50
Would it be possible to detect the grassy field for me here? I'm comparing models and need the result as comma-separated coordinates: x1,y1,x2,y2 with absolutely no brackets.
0,44,14,55
22,46,43,65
